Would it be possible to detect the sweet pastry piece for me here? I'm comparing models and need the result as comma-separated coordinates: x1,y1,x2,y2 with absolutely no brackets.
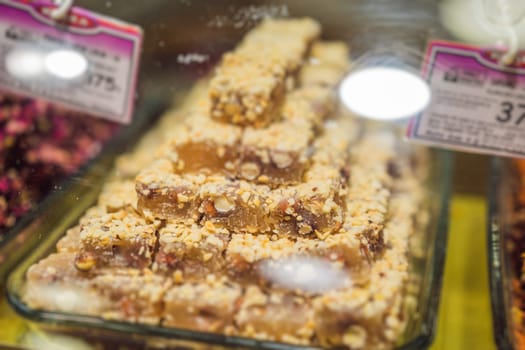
209,18,320,127
300,41,350,87
163,275,241,332
74,207,160,270
25,252,100,314
135,159,205,221
161,113,243,176
344,133,397,256
24,253,170,324
225,232,363,285
235,286,314,344
154,221,229,277
56,205,115,253
238,86,335,185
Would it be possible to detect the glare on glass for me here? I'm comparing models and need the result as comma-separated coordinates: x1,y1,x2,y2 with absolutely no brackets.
339,67,431,121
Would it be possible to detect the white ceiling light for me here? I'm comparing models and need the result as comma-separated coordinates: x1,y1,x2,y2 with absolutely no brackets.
339,67,431,121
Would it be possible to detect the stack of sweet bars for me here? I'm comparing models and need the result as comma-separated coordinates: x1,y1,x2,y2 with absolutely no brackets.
23,18,428,349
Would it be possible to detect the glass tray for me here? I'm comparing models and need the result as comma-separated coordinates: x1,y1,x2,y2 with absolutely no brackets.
2,1,451,348
489,158,523,350
4,145,453,349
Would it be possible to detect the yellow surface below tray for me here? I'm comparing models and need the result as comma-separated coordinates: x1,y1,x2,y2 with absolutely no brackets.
431,194,495,350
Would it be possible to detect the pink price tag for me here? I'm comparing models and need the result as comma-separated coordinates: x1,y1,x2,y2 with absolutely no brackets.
0,0,142,124
408,40,525,158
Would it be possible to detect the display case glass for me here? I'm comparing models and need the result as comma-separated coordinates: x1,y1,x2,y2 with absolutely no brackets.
0,1,454,349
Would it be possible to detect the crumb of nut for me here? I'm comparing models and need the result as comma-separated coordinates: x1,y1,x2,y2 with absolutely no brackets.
257,175,270,183
271,151,293,169
172,270,184,283
225,161,236,170
240,162,261,180
204,220,216,232
75,253,96,271
213,196,235,213
342,325,367,349
177,193,189,202
298,224,313,235
217,146,226,158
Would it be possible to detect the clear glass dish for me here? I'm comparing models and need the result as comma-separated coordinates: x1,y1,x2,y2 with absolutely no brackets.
4,144,452,350
2,1,451,349
489,158,525,350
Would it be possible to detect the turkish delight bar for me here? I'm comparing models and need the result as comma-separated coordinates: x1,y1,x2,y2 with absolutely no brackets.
154,220,229,277
24,252,171,325
300,41,350,87
209,18,320,127
74,207,160,271
55,178,149,256
163,275,241,333
135,159,207,222
161,113,243,177
238,85,336,185
234,286,314,344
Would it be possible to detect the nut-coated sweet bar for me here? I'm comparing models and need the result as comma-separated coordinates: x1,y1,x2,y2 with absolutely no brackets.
75,207,160,270
209,18,320,127
25,253,171,325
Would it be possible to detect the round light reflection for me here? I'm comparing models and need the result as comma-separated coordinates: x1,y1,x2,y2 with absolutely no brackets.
5,49,45,79
44,50,88,80
339,67,431,121
259,256,350,293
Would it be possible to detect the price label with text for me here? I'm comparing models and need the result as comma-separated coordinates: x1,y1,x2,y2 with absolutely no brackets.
0,0,142,124
408,40,525,158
